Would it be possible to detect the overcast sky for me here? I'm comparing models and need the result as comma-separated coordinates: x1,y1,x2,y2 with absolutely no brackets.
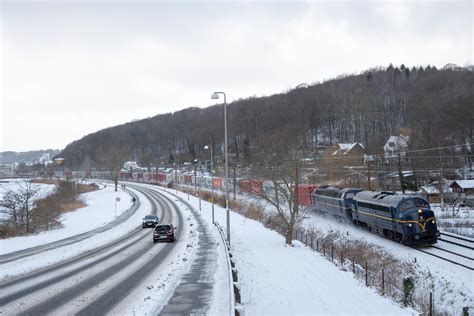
1,0,472,152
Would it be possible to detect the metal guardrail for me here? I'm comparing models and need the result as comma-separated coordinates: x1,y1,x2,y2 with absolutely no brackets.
214,221,237,315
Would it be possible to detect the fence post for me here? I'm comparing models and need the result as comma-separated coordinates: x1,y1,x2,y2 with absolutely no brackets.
382,269,385,296
311,237,313,249
316,239,319,252
352,258,355,274
340,251,343,267
323,243,326,256
429,292,433,316
305,234,308,245
365,262,368,286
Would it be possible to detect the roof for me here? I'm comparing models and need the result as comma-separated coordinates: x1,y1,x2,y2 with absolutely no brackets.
332,143,365,156
420,185,439,194
450,180,474,189
384,135,409,151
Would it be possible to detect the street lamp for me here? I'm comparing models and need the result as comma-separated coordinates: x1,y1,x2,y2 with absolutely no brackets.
204,145,215,224
211,91,230,244
193,158,198,191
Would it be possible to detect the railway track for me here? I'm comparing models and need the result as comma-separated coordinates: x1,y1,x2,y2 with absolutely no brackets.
438,232,474,250
416,232,473,271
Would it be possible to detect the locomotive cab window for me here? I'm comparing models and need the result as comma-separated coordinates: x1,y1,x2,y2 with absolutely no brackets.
415,198,429,208
399,200,414,212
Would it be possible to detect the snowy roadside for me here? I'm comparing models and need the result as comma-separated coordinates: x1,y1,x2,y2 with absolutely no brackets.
0,184,147,278
158,186,416,315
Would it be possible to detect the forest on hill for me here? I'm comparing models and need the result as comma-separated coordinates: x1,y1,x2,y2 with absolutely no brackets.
59,64,473,179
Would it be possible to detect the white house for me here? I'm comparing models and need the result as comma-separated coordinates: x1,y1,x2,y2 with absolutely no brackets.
384,135,409,163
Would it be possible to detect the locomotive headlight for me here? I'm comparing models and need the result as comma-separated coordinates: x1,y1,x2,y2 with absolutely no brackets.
418,209,422,214
408,223,412,227
432,220,436,224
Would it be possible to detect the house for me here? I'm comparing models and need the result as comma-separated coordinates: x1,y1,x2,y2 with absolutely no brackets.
420,185,441,203
322,143,366,181
449,180,474,195
384,135,409,163
331,143,366,158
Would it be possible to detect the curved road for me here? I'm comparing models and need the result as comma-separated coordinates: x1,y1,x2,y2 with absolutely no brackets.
0,186,184,314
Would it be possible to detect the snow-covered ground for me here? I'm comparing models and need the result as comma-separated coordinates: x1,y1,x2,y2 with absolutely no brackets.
299,211,473,314
2,182,462,314
0,178,56,203
159,186,416,315
0,182,133,255
431,203,474,237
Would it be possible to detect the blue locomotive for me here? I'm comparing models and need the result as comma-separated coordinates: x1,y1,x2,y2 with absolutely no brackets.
312,187,438,246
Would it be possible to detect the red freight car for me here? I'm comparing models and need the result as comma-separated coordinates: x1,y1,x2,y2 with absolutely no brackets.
184,174,193,185
158,173,167,182
239,179,264,196
213,177,222,189
297,184,319,206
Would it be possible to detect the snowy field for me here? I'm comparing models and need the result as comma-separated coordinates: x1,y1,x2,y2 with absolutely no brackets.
0,182,133,255
0,178,56,204
431,203,474,237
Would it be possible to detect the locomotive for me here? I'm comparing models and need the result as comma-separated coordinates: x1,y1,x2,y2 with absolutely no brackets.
312,186,438,246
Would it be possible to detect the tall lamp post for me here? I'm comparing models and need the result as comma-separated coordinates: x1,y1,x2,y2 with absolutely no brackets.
211,91,230,244
204,145,214,223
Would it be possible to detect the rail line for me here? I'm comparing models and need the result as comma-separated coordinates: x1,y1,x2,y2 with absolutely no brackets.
416,248,473,271
438,232,474,250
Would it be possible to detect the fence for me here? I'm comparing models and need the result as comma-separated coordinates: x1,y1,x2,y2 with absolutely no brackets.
293,228,404,301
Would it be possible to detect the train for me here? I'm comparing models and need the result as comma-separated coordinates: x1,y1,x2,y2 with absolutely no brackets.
312,186,439,246
48,169,438,246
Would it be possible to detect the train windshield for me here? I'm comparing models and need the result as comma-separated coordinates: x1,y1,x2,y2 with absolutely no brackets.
415,198,430,208
398,200,414,212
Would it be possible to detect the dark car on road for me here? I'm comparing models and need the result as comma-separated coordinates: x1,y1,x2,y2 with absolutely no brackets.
153,224,177,243
142,215,159,228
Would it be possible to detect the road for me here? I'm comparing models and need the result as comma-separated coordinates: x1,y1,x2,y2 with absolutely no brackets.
0,185,199,315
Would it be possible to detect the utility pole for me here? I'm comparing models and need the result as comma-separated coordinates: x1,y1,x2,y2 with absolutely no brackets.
367,160,371,190
233,164,236,200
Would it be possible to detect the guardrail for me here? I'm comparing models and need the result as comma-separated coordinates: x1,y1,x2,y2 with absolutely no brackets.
214,222,242,316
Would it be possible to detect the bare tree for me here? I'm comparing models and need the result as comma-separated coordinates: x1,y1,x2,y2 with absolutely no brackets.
18,180,39,233
96,143,131,191
0,180,40,233
0,190,23,227
252,130,305,245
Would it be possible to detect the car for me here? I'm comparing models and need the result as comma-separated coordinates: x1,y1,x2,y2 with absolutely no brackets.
142,215,159,228
153,224,177,243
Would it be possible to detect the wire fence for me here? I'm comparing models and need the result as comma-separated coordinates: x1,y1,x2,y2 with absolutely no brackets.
292,228,404,302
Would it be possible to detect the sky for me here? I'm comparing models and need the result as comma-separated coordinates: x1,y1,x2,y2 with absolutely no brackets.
1,0,472,152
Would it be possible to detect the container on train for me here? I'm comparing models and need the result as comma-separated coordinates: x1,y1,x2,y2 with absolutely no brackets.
297,184,319,206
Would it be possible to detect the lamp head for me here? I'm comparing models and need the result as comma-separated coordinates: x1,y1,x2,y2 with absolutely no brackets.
211,92,220,100
204,145,209,150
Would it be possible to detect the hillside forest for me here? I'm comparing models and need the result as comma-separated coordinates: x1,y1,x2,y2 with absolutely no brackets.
59,64,473,187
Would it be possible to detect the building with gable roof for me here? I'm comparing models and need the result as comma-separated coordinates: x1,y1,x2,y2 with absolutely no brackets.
384,135,409,164
450,180,474,195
